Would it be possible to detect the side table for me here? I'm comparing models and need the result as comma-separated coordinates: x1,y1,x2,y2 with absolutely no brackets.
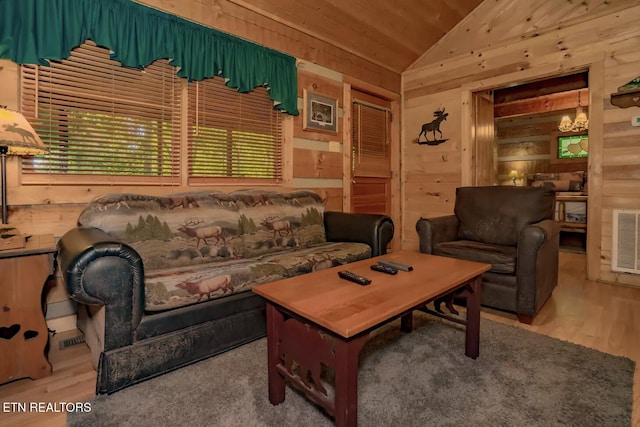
555,193,588,233
0,234,56,384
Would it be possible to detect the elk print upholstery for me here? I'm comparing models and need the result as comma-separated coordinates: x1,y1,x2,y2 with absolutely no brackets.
177,220,226,248
74,189,367,312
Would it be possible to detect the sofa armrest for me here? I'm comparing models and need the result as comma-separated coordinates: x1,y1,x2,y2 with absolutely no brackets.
516,219,561,315
57,227,145,350
415,216,459,254
324,211,394,256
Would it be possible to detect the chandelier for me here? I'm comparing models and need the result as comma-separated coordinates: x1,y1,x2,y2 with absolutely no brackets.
559,91,589,132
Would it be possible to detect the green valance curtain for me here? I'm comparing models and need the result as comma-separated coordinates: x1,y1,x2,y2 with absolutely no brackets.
0,0,299,115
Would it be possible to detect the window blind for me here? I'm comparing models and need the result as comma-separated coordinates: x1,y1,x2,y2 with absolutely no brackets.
20,41,181,185
187,79,284,184
352,102,391,178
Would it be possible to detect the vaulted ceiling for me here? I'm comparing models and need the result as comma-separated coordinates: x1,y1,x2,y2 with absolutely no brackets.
232,0,638,74
230,0,483,73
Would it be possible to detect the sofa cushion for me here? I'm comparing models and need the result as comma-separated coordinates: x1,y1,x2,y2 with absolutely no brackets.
530,179,583,192
78,191,245,270
233,189,327,258
144,241,371,312
257,241,371,277
528,171,585,192
455,186,555,246
434,240,517,274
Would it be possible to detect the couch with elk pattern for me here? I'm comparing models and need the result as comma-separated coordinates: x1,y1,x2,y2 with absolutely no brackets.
58,189,394,394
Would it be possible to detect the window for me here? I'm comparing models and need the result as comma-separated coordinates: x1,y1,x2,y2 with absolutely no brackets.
352,102,391,177
187,78,284,184
20,41,181,185
20,41,284,187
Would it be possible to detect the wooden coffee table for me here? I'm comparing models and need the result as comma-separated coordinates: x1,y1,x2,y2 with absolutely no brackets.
252,250,490,427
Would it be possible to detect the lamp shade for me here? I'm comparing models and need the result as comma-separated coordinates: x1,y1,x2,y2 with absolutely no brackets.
0,108,49,155
572,107,589,132
558,115,574,132
0,108,48,225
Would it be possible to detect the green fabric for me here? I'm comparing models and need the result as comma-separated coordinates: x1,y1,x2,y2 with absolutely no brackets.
0,0,299,115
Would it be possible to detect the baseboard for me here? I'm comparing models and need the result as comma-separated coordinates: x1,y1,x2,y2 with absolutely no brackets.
46,314,77,333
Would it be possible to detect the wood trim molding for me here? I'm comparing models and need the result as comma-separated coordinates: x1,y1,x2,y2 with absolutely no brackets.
342,82,352,212
586,58,604,282
461,90,473,187
343,75,400,100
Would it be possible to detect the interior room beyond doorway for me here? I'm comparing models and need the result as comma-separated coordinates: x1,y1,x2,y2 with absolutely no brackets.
487,72,590,253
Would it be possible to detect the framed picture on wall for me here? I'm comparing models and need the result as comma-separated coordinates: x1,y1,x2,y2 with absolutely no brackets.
303,89,338,134
549,131,588,164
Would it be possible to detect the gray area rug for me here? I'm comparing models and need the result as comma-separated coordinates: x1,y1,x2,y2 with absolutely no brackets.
69,313,634,426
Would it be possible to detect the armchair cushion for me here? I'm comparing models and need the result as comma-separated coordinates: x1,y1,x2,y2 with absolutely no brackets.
434,240,517,274
455,186,555,246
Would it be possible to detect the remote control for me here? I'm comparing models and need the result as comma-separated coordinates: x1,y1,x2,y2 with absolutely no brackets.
370,264,398,275
378,260,413,272
338,270,372,285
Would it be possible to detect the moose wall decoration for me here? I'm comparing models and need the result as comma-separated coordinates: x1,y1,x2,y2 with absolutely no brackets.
417,108,449,145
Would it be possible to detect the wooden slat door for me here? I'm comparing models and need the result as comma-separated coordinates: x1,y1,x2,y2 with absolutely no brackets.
473,90,496,186
350,90,392,215
351,177,390,214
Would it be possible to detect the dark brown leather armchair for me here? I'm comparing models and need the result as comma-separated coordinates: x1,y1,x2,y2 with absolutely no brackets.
416,185,560,324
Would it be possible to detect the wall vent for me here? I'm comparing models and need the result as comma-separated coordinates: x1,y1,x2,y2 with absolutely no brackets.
612,210,640,274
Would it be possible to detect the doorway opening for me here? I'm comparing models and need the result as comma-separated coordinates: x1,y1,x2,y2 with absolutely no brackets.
472,71,590,254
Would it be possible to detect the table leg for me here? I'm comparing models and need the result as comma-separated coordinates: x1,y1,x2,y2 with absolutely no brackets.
464,275,482,359
400,312,413,332
333,336,367,427
266,303,285,404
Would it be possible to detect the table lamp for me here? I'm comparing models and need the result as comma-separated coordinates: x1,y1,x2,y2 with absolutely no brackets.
0,107,49,224
508,170,521,186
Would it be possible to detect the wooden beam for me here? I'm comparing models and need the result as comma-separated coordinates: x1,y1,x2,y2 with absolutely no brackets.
494,88,589,118
493,72,588,103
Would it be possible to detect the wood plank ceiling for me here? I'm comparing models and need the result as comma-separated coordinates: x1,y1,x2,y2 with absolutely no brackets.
228,0,484,73
226,0,638,80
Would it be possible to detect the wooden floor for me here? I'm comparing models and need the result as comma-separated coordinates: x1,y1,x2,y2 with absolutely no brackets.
1,252,639,426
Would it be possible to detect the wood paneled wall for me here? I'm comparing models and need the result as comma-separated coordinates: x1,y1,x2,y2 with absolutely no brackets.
402,89,462,251
496,109,588,185
601,47,640,285
402,4,640,287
